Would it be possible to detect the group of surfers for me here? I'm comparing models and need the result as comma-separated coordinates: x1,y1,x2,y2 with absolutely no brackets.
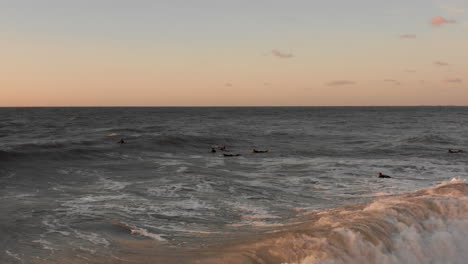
210,145,269,157
116,138,464,179
212,145,393,179
117,138,269,157
369,148,465,179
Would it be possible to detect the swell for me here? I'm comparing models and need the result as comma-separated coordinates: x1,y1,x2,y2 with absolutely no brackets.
0,139,111,161
400,132,459,145
149,134,239,148
197,179,468,264
0,133,242,161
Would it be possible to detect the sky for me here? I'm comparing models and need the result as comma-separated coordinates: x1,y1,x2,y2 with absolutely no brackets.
1,0,467,106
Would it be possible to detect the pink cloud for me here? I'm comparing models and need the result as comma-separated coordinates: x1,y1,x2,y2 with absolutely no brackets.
430,16,456,26
434,61,449,66
327,80,356,86
272,50,294,58
400,34,417,39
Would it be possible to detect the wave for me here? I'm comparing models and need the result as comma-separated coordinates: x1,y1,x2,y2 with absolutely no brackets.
0,133,241,162
15,179,467,264
148,134,239,149
199,179,467,264
0,145,109,161
401,133,458,145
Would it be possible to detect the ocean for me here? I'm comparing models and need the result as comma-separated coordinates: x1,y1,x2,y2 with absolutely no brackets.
0,107,467,264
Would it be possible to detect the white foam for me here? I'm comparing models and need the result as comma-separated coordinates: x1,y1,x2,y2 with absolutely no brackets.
98,177,131,191
207,181,468,264
129,227,166,241
176,166,188,173
32,239,57,252
226,201,280,226
150,223,221,235
5,250,23,263
113,222,166,241
299,217,468,264
73,230,110,247
307,182,467,264
147,183,183,197
205,157,225,167
78,246,97,254
169,197,214,211
72,194,129,203
0,193,35,200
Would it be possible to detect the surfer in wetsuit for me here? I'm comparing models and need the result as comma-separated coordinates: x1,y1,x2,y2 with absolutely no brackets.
378,172,391,178
252,148,269,153
448,149,464,153
223,153,241,157
118,138,126,144
211,147,217,153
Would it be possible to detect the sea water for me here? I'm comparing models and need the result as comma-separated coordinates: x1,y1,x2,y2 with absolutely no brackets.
0,107,467,263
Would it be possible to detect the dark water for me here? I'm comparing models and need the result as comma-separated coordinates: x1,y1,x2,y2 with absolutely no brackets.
1,107,467,263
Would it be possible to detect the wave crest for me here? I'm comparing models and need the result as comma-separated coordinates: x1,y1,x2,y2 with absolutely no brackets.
201,180,468,264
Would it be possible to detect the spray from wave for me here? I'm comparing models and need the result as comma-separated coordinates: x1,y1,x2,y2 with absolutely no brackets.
199,179,467,264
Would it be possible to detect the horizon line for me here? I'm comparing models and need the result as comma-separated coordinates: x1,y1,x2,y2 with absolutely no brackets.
1,105,468,108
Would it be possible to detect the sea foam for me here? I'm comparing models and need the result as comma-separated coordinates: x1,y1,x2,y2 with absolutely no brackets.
200,179,468,264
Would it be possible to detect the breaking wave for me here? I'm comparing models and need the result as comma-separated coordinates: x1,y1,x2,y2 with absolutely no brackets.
200,179,467,264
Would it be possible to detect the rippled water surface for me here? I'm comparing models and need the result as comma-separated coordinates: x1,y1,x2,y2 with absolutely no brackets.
0,107,467,263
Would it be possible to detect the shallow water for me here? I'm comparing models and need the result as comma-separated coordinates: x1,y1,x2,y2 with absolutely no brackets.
1,107,467,263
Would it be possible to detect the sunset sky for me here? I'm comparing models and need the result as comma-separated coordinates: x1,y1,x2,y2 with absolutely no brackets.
1,0,467,106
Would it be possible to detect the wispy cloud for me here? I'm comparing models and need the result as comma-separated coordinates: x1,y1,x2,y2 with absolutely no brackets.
327,80,356,86
404,70,416,73
440,4,465,16
272,50,294,58
384,79,401,85
445,78,463,83
434,61,449,66
430,16,456,26
399,34,417,39
225,83,232,87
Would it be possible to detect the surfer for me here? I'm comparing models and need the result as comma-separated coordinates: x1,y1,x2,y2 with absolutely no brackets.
223,153,241,157
378,172,392,178
118,138,126,144
219,145,226,151
211,147,217,153
252,148,269,153
448,149,463,153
